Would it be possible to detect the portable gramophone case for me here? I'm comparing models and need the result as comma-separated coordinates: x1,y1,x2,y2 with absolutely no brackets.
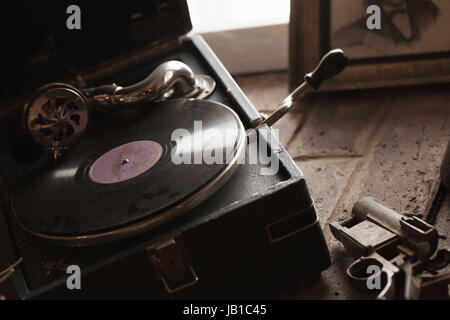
0,1,330,299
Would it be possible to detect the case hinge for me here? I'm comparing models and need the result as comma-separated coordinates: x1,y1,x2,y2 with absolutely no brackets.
146,237,198,294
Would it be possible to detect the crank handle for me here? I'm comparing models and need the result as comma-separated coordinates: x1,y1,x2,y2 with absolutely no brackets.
256,49,348,129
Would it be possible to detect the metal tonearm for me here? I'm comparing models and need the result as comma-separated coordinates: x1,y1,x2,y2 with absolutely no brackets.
80,60,215,106
22,60,215,158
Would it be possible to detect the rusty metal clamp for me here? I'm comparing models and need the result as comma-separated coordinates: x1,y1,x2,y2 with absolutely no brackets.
330,196,450,300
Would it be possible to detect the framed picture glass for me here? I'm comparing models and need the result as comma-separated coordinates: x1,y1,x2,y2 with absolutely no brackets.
289,0,450,91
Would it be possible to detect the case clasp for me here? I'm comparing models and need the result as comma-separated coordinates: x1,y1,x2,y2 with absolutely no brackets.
146,237,198,294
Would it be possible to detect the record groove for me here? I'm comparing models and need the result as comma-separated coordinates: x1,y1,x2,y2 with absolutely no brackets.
12,99,246,246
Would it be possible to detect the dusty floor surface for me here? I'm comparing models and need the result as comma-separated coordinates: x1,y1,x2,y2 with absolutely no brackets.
235,72,450,299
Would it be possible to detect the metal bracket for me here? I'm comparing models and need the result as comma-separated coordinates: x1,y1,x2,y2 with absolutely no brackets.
0,257,23,284
0,257,23,299
146,237,198,294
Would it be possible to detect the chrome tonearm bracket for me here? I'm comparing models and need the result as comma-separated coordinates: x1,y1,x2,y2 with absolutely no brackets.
22,61,216,159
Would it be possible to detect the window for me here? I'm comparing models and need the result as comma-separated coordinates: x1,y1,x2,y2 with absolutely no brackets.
187,0,290,74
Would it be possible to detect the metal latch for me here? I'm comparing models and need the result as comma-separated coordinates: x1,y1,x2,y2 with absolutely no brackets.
146,237,198,294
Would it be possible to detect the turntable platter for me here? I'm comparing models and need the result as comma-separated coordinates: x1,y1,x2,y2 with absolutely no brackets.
12,99,246,246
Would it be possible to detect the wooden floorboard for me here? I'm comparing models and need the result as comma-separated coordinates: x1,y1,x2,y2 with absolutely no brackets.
235,72,450,299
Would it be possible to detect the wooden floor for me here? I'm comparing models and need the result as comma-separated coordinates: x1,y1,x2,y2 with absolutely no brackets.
235,72,450,299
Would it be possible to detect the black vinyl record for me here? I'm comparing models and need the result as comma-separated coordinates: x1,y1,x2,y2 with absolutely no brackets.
12,99,246,246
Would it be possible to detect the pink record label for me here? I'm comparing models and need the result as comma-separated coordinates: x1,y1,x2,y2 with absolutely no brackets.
89,140,163,184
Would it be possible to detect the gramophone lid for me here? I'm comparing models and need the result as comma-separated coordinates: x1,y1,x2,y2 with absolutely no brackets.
0,0,193,105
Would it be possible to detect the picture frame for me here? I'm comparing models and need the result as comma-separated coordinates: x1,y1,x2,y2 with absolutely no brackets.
289,0,450,91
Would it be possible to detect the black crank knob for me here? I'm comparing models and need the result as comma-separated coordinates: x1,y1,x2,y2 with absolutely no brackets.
305,49,348,90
